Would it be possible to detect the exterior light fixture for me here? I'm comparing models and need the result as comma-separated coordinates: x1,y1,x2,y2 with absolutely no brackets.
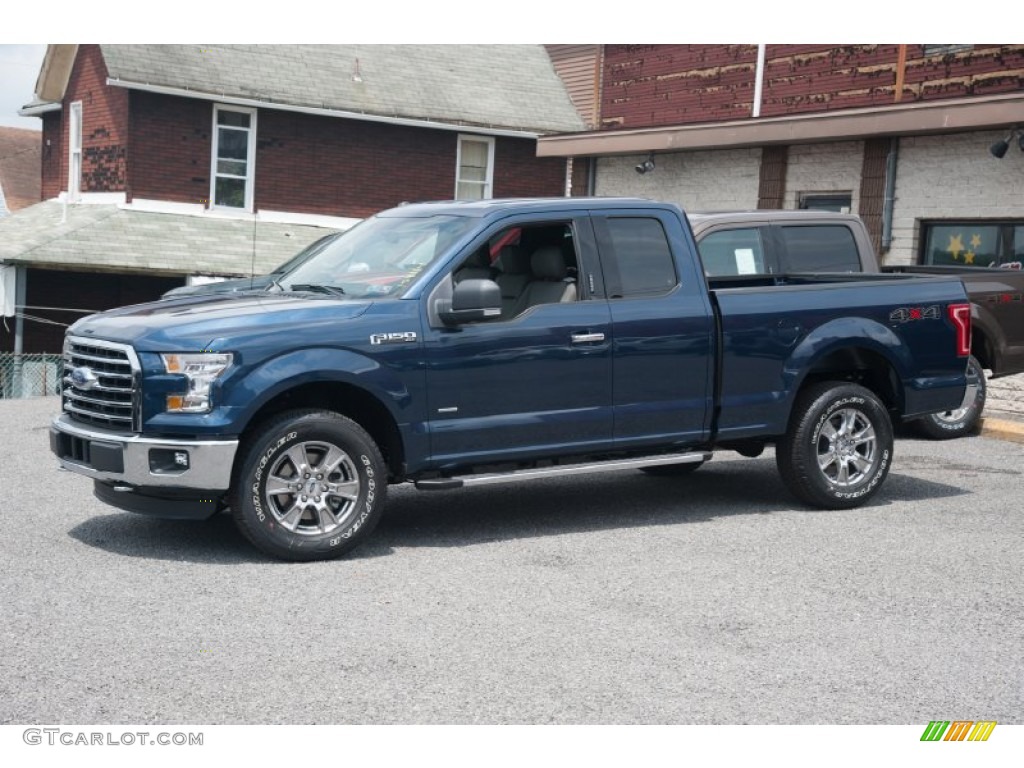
635,153,656,174
990,128,1021,159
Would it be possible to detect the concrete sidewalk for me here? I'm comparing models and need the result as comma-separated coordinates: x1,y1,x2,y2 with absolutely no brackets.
982,371,1024,443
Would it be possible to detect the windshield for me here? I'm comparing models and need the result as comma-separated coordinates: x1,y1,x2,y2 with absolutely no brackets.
279,214,476,298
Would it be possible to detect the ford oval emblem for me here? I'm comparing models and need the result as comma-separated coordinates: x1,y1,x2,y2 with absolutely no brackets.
71,366,99,391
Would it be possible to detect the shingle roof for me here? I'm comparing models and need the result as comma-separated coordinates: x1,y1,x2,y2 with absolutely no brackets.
100,45,585,135
0,201,336,275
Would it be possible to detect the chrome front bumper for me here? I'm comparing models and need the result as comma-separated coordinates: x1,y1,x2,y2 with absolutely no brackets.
50,414,239,491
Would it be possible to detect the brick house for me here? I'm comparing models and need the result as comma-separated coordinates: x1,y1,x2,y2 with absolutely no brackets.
1,44,584,355
541,44,1024,267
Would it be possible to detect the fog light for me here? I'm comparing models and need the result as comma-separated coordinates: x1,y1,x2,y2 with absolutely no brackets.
149,448,190,474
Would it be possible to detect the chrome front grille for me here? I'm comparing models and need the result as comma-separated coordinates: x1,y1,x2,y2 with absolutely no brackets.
62,337,139,432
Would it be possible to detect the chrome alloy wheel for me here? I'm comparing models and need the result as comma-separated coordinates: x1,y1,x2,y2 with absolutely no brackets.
264,441,361,535
815,407,878,487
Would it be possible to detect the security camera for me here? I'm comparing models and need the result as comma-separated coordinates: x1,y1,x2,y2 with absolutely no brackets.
635,158,655,175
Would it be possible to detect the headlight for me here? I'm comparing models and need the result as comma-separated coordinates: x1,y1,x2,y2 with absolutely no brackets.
161,353,233,413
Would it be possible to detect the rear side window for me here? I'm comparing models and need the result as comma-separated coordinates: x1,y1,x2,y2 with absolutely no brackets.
698,228,767,276
779,225,860,272
605,217,677,296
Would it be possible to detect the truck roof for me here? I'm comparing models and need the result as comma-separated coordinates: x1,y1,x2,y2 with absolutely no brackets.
380,196,681,219
686,209,863,235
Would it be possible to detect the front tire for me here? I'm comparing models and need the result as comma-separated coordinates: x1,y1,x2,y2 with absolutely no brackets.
777,382,893,509
911,355,986,440
231,409,387,561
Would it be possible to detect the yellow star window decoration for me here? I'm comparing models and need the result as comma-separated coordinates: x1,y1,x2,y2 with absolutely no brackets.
947,233,964,261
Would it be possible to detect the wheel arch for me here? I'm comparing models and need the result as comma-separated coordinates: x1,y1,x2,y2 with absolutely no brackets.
235,380,406,482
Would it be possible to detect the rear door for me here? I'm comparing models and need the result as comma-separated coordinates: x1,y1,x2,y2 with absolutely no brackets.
590,209,715,447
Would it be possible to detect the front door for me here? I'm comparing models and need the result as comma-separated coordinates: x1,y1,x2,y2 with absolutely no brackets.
422,216,614,467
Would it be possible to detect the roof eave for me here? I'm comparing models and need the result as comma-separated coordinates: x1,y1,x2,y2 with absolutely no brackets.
18,102,62,117
106,78,556,139
537,92,1024,157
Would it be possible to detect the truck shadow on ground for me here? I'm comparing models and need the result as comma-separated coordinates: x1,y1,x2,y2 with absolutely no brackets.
67,457,970,563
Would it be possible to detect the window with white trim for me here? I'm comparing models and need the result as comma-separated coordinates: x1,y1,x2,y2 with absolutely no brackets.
68,101,82,200
455,135,494,200
210,105,257,210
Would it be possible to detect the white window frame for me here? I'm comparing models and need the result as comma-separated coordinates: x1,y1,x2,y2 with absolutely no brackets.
455,134,495,200
68,101,83,201
209,104,257,212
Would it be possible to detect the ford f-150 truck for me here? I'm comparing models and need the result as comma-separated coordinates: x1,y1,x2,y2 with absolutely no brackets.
51,198,972,561
689,209,1024,439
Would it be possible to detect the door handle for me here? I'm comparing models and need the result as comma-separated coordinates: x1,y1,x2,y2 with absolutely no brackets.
571,332,606,344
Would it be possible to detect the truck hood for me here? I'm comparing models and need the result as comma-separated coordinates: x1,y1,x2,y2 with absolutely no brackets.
68,293,373,351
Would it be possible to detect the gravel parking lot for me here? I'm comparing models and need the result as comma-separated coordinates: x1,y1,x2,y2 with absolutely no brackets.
1,396,1022,725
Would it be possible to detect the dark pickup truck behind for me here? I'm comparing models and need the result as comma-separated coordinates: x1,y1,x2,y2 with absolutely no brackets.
690,210,1024,438
51,198,971,561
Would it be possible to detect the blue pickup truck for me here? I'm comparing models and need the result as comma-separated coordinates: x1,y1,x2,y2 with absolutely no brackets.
51,198,972,561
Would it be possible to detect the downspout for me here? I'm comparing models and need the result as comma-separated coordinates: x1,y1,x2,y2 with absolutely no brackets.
881,137,899,254
586,157,597,196
752,44,767,118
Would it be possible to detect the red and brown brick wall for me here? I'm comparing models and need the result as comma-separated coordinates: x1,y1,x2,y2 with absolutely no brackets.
127,91,213,205
600,44,759,130
599,44,1024,130
41,112,62,199
59,44,129,193
129,99,567,217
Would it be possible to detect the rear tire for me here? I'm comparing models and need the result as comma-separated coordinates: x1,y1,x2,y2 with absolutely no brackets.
911,355,986,440
777,382,893,509
231,409,387,561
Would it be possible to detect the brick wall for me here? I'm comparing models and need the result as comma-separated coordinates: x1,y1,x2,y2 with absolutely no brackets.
888,130,1024,265
601,44,758,130
62,44,129,193
594,149,762,211
41,112,62,199
131,98,567,217
599,44,1024,130
128,91,213,205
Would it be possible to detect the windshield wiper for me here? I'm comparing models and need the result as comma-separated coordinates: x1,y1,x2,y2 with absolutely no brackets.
288,283,346,296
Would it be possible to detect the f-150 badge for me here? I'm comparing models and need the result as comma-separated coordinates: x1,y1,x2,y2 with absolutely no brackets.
370,332,418,345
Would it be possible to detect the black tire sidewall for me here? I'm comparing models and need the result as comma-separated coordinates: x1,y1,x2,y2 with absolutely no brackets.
233,411,386,560
916,355,987,438
781,383,893,508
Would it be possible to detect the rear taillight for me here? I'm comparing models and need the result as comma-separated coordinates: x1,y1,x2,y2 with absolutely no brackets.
948,303,971,357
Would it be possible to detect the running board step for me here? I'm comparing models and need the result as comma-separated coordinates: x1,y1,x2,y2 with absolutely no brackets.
414,451,712,490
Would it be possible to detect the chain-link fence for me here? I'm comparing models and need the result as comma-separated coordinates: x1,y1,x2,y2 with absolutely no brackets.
0,353,63,399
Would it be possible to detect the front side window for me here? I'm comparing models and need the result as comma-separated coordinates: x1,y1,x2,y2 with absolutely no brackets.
455,135,494,200
779,225,860,272
211,106,256,210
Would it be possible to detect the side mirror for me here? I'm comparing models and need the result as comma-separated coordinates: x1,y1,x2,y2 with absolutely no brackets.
438,278,502,326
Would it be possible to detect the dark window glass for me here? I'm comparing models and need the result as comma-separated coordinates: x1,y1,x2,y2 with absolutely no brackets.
923,224,1001,268
1007,227,1024,270
779,225,860,272
799,194,852,213
606,218,677,296
698,228,767,276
